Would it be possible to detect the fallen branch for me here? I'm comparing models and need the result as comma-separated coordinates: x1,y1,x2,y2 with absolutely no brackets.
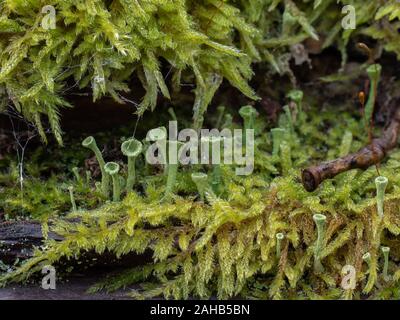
302,106,400,192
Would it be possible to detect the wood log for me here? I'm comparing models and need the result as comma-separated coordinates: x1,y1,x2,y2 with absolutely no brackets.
0,220,152,268
0,221,62,262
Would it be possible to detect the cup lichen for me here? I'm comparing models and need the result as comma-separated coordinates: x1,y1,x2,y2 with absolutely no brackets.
364,64,382,128
104,162,121,202
375,176,388,219
239,105,259,131
121,138,143,193
313,213,327,273
276,233,285,258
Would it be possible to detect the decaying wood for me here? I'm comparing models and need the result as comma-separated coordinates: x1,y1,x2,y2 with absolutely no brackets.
0,221,62,262
0,220,153,268
302,106,400,192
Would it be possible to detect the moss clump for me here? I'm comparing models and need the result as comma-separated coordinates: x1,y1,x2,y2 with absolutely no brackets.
3,97,400,300
0,0,399,143
3,0,400,301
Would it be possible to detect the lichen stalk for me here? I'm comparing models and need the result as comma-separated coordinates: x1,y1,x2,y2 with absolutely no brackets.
375,176,388,219
82,136,110,197
201,136,223,195
72,167,82,183
381,246,390,282
216,106,225,129
147,127,168,175
162,141,183,201
222,114,233,129
86,170,91,186
68,186,77,212
313,213,327,273
271,128,286,156
287,90,304,115
239,105,258,131
280,141,292,174
121,138,143,193
283,105,295,137
276,233,284,258
168,107,177,121
104,162,121,202
363,252,371,267
363,64,382,128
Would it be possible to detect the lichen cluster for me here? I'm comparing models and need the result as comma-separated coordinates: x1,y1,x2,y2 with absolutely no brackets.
2,0,400,300
2,93,400,300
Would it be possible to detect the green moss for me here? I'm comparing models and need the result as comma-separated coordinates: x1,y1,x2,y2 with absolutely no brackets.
3,96,400,300
0,0,397,143
3,0,400,300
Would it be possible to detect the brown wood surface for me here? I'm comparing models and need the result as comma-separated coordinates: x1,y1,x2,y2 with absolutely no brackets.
302,106,400,192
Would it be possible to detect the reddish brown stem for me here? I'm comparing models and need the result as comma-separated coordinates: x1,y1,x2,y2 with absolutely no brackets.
302,107,400,192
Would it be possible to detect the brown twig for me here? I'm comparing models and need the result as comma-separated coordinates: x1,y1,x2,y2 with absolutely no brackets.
302,106,400,192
